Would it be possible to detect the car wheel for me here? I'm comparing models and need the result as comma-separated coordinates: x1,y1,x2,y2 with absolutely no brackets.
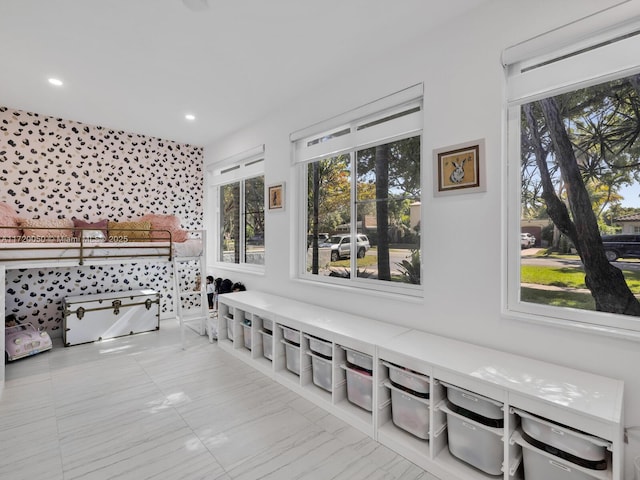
357,247,366,258
331,251,340,262
605,250,619,262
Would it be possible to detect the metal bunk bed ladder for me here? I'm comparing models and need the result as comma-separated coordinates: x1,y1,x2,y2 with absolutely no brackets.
172,230,208,349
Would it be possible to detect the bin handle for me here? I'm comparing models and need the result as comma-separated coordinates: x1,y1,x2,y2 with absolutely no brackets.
381,361,429,381
512,407,611,448
340,363,373,380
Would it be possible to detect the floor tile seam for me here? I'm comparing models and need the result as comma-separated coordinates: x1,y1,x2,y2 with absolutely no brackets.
132,344,234,479
169,389,233,479
209,354,430,480
43,351,68,479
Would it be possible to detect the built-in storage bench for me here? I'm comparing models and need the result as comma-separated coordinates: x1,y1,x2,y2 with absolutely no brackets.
217,291,624,480
218,292,409,436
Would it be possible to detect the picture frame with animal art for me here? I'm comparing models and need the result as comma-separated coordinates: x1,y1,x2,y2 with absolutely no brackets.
433,139,486,196
268,182,285,210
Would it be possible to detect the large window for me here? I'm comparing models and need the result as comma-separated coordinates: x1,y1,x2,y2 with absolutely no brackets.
208,147,264,269
293,86,423,295
219,175,264,265
505,12,640,336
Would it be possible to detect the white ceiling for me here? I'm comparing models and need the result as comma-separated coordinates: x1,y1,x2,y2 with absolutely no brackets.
0,0,489,147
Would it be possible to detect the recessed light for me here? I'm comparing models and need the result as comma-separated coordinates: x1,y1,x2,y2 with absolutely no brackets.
48,78,63,86
185,114,196,121
182,0,208,12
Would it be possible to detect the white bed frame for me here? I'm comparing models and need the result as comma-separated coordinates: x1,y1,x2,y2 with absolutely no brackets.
1,227,208,343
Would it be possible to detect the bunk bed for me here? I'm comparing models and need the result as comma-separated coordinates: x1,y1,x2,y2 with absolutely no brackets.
0,225,203,268
0,222,208,350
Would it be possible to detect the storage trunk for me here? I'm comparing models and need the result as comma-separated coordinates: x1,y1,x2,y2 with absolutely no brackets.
63,289,160,346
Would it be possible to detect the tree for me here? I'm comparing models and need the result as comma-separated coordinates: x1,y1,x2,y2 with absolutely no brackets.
357,136,421,281
307,155,350,274
522,73,640,315
374,143,391,280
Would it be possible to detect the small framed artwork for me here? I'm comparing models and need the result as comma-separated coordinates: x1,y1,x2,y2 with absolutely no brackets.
268,182,285,210
433,139,486,196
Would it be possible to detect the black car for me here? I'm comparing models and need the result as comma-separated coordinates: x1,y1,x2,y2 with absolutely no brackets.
601,234,640,261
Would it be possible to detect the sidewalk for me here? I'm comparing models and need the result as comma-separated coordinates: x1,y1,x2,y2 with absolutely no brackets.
521,282,592,294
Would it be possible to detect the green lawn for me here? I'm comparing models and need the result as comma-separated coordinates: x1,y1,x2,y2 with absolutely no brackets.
521,264,640,294
521,287,596,310
521,262,640,311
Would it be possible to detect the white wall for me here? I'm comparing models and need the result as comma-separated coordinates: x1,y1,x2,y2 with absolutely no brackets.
205,1,640,476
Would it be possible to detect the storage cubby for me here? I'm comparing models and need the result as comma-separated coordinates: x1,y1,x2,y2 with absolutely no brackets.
510,408,612,480
302,334,333,404
381,361,431,441
506,408,524,480
240,318,252,352
255,315,273,364
217,304,234,346
271,323,300,387
229,309,250,359
329,344,373,434
216,292,624,480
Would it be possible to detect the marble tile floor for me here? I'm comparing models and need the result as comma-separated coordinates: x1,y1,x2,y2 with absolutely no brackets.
0,320,439,480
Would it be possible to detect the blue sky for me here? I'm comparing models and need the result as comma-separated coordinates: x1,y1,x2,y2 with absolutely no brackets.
619,184,640,208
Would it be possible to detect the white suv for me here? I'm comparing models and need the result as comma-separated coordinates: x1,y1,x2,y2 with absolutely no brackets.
521,233,536,248
322,234,370,261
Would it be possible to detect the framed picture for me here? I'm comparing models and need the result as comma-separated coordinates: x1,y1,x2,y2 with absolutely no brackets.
433,139,486,196
268,182,285,210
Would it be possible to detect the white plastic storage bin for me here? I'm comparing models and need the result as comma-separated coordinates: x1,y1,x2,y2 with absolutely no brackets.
307,335,332,358
310,353,332,392
260,330,273,360
226,316,235,341
384,361,429,396
344,364,373,411
241,324,251,350
446,410,503,476
262,317,273,334
387,383,429,439
283,341,300,375
445,383,503,421
281,325,300,345
517,409,608,470
344,347,372,371
521,443,601,480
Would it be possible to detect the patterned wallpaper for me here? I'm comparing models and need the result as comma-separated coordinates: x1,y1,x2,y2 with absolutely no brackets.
0,106,204,335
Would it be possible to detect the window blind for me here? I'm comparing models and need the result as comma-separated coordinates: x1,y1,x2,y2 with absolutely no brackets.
503,0,640,105
291,84,423,164
207,144,265,186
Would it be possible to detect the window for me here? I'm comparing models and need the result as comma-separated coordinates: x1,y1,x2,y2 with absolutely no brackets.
208,146,264,269
292,85,423,295
505,8,640,336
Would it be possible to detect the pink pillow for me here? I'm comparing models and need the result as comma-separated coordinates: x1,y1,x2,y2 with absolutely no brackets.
139,214,188,242
73,218,108,238
0,202,21,241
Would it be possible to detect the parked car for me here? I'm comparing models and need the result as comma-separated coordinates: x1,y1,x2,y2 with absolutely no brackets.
247,233,264,245
307,232,329,247
321,234,370,261
521,233,536,248
601,234,640,261
5,322,52,362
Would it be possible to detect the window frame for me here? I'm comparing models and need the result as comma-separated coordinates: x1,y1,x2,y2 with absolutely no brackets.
292,86,424,297
503,12,640,339
207,145,265,275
